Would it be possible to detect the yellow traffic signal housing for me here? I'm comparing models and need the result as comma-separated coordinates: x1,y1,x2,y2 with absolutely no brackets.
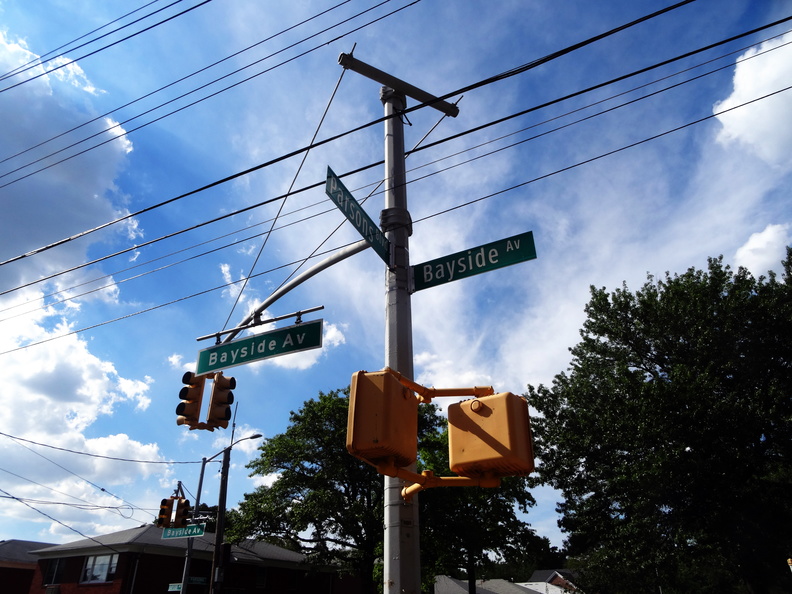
173,498,191,528
157,497,174,528
448,392,534,479
347,370,418,468
206,373,235,430
177,372,207,429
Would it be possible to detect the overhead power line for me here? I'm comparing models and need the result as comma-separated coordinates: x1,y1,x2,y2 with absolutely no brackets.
0,430,203,463
0,0,352,167
0,0,165,81
0,486,122,554
0,0,214,93
2,81,789,355
1,13,787,307
0,0,699,272
2,24,786,322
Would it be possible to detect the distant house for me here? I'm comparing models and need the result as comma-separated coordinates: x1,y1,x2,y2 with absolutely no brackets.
434,570,579,594
0,539,55,594
27,524,361,594
434,574,535,593
518,569,579,592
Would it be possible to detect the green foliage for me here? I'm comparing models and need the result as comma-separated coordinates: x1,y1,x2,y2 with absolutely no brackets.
528,250,792,593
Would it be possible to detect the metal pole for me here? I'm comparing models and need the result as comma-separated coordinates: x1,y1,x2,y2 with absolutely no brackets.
210,447,231,594
381,86,419,594
180,457,208,594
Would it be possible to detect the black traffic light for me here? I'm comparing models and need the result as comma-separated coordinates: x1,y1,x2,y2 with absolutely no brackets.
157,498,174,528
206,373,235,430
173,498,191,528
177,372,207,429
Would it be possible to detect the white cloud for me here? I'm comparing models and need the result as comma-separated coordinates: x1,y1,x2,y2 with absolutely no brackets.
734,224,791,277
714,32,792,172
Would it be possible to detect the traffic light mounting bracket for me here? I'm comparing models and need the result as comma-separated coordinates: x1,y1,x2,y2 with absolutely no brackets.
376,460,501,502
380,366,495,403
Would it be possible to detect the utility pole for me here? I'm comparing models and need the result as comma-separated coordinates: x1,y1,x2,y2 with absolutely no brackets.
381,86,419,594
338,52,459,594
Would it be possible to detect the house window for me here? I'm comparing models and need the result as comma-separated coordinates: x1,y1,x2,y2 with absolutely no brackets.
43,558,64,584
80,554,119,583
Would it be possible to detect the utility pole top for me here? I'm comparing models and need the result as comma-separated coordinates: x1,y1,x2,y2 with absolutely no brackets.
338,53,459,118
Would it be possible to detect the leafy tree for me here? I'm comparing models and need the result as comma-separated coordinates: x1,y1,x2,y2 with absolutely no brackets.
418,426,552,593
527,251,792,593
229,387,551,593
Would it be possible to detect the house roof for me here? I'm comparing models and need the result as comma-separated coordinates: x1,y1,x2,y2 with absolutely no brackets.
528,569,576,583
0,539,56,568
434,575,536,594
31,524,306,568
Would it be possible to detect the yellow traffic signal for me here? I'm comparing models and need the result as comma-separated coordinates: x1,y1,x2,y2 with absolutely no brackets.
177,372,206,429
448,392,534,479
173,498,191,528
347,370,418,468
206,373,235,430
157,497,174,528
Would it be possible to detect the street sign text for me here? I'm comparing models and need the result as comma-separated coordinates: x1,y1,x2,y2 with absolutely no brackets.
412,231,537,292
162,523,206,539
196,319,323,375
326,167,390,264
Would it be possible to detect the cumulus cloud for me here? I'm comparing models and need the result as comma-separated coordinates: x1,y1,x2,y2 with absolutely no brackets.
734,224,791,277
715,32,792,172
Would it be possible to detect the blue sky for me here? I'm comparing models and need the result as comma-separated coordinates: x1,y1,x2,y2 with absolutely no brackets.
1,0,791,553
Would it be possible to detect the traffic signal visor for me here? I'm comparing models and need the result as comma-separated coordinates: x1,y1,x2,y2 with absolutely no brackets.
206,373,235,430
347,370,418,468
177,372,207,429
157,498,175,528
173,498,191,528
448,392,534,478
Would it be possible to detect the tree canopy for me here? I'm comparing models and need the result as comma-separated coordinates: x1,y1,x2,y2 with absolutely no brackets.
228,388,553,593
527,250,792,593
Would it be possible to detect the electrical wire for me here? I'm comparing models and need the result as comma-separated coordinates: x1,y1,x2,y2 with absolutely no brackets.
2,15,787,304
0,430,203,463
0,0,165,81
0,0,709,274
0,0,214,93
0,486,122,554
0,0,352,167
2,81,789,355
222,44,351,331
6,434,153,522
0,0,408,188
0,20,779,323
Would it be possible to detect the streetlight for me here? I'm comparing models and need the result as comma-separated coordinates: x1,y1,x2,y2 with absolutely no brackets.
180,433,262,594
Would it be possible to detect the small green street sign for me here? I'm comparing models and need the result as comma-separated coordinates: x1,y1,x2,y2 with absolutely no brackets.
196,319,323,375
326,167,391,264
162,523,206,539
412,231,537,292
168,584,181,592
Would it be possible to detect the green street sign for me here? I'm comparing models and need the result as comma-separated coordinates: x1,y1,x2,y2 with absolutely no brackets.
162,523,206,539
412,231,537,292
326,167,391,264
196,319,323,375
168,584,181,592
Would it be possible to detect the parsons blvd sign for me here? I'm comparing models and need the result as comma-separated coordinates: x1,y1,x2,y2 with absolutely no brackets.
411,231,537,292
325,167,391,264
196,319,323,375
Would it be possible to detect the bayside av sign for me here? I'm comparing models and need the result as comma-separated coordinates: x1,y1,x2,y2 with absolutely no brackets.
196,319,323,375
412,231,537,292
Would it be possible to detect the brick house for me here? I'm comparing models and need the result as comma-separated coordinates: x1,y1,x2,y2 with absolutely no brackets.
0,540,56,594
28,524,361,594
